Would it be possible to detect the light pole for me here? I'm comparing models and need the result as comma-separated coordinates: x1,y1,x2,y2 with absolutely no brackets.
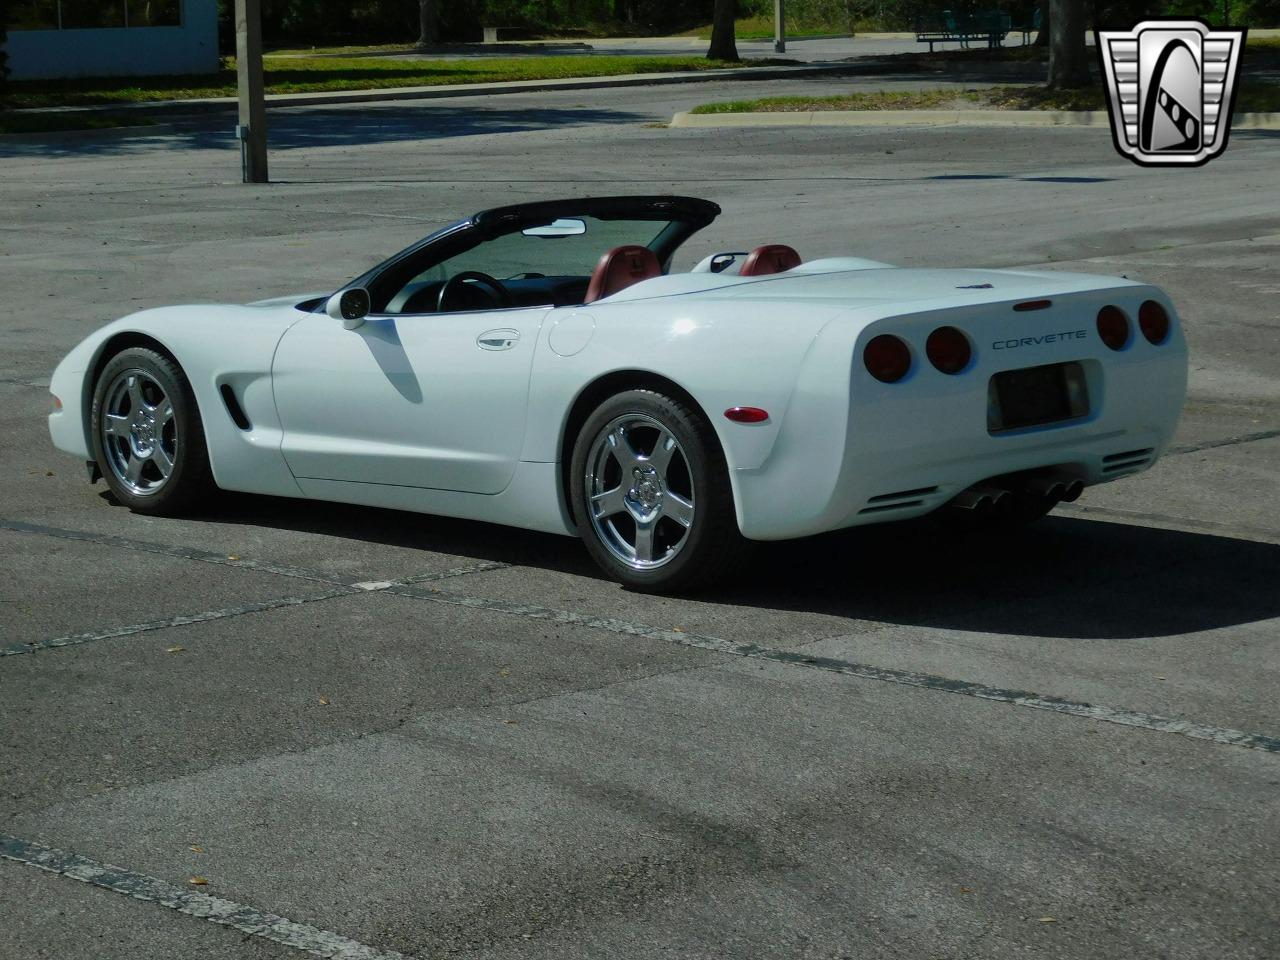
774,0,786,54
235,0,268,183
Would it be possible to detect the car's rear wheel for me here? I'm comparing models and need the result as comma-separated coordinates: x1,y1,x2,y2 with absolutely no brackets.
571,389,747,592
90,347,214,515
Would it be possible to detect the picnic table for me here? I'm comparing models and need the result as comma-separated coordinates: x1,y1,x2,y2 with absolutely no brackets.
914,9,1013,51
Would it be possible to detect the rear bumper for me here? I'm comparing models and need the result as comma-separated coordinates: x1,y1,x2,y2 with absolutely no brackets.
733,307,1187,541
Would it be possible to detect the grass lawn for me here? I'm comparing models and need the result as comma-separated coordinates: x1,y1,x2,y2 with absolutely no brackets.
3,54,787,109
690,80,1280,114
0,112,158,134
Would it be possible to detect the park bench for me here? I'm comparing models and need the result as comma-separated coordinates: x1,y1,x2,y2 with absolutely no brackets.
914,9,1012,51
1012,7,1041,44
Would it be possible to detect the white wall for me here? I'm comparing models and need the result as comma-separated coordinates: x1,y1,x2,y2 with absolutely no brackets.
5,0,219,80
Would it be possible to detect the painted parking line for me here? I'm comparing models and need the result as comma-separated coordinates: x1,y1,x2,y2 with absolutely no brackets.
0,517,508,589
0,832,408,960
2,562,509,657
1,588,357,657
393,585,1280,756
6,517,1279,755
0,518,342,584
0,517,508,657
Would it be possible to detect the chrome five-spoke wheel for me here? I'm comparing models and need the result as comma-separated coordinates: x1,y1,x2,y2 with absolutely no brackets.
91,346,213,515
585,414,695,570
101,369,177,495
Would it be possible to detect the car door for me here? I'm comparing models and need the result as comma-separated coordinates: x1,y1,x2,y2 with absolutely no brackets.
272,304,550,495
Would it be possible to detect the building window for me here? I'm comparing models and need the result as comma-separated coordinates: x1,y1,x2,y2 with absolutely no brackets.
7,0,181,29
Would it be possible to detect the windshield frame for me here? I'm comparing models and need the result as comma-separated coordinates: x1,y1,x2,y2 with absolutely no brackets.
330,196,721,315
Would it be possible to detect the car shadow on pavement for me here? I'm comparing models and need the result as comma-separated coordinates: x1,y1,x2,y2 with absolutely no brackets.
188,491,1280,641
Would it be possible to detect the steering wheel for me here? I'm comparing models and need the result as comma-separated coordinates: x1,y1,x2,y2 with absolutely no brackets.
436,271,512,313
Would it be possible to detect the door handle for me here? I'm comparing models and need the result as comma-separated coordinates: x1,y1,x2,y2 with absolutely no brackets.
477,328,521,351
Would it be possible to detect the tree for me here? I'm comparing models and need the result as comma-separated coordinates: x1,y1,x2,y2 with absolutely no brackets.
707,0,739,61
416,0,439,46
1046,0,1090,89
1034,0,1050,46
0,0,9,97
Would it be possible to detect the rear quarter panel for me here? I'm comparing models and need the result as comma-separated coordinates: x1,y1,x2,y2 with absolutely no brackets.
522,297,852,504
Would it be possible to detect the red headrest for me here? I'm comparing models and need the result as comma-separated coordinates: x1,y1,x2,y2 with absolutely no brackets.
584,245,661,304
740,244,802,277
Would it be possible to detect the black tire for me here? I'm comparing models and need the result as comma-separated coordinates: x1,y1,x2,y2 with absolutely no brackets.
90,347,215,516
570,388,748,592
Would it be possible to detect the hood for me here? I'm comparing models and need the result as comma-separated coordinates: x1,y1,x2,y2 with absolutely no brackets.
246,292,329,309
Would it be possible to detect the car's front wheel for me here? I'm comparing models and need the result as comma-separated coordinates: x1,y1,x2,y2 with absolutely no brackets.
90,347,214,515
571,389,746,592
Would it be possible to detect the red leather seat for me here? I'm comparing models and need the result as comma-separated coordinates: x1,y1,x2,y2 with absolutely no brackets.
740,244,802,277
584,245,661,303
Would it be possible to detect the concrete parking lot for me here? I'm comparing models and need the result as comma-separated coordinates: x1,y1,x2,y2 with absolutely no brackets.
1,76,1278,959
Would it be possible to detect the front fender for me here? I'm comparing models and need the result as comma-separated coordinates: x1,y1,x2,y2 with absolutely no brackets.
47,304,305,498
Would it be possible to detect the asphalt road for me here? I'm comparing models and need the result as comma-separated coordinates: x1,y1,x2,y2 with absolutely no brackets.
1,75,1278,960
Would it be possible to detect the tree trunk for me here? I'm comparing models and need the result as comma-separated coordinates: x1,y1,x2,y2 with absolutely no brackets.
707,0,739,61
1033,1,1049,47
1046,0,1089,89
416,0,438,47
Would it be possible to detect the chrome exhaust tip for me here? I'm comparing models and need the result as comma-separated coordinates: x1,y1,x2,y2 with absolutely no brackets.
950,484,1011,510
1025,476,1064,500
1060,479,1085,503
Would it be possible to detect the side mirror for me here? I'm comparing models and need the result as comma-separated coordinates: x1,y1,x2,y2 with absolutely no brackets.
326,287,371,330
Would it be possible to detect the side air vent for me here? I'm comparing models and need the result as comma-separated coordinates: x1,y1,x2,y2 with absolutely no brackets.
220,384,252,430
858,485,939,514
1102,447,1153,473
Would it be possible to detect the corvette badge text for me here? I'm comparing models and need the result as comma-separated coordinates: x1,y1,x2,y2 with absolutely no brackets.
992,330,1088,350
1097,18,1247,167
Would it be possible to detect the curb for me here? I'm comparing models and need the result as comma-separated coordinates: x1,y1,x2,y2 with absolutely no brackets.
10,61,868,119
669,109,1280,130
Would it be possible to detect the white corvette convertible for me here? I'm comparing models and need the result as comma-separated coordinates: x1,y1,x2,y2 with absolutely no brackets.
49,196,1187,590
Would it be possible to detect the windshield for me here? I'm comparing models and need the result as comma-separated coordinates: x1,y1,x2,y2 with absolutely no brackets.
381,216,673,314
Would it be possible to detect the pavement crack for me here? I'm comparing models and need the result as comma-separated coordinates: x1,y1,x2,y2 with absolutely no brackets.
1168,428,1280,456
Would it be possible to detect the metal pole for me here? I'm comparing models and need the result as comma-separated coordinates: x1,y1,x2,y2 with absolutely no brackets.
774,0,786,54
235,0,268,184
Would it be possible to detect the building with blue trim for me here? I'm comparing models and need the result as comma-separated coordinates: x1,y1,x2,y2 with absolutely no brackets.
5,0,218,80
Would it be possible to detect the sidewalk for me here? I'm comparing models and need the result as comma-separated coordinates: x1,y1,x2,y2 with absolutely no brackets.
14,56,1049,119
10,61,893,118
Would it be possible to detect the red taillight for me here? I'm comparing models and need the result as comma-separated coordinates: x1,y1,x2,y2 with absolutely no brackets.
724,406,769,423
1138,300,1170,344
925,326,972,374
1096,306,1130,351
863,334,912,383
